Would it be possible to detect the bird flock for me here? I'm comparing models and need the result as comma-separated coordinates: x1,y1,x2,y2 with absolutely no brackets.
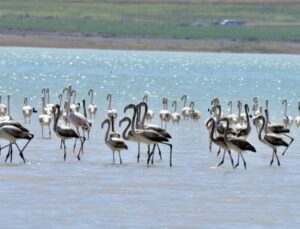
206,97,295,169
0,87,298,169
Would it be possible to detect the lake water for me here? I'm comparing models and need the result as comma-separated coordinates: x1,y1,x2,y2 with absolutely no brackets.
0,47,299,228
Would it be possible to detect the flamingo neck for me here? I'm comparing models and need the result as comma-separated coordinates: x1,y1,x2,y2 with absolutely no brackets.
83,100,87,118
173,102,177,112
209,118,216,142
229,102,232,114
121,118,131,140
53,106,59,132
284,101,287,116
47,90,50,104
107,94,112,110
104,121,110,144
258,116,265,142
182,96,186,107
141,103,148,128
7,95,10,116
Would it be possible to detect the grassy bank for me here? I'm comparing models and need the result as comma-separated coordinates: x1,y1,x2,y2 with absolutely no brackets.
0,0,300,51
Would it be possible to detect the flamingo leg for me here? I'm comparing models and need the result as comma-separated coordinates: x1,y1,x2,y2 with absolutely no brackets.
228,150,234,168
150,144,157,165
217,150,226,167
63,140,67,161
137,143,141,163
217,147,221,156
118,151,122,164
270,150,275,166
240,153,247,170
48,125,51,139
5,143,12,163
157,144,162,160
146,145,152,166
113,151,115,164
274,148,280,166
77,136,85,160
160,142,172,167
234,154,240,169
73,139,77,153
282,134,294,156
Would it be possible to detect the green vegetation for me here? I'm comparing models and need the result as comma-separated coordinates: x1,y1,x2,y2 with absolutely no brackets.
0,0,300,41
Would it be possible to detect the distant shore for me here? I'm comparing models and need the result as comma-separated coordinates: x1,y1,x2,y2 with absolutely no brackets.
1,31,300,54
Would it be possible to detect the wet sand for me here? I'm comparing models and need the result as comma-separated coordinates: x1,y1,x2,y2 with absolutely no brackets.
0,31,300,54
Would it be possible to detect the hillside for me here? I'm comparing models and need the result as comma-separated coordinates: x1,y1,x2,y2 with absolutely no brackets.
0,0,300,53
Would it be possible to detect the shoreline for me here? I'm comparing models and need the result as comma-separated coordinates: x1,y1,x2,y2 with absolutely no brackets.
1,31,300,54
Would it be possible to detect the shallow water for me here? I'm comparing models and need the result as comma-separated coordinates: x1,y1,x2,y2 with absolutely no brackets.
0,47,299,228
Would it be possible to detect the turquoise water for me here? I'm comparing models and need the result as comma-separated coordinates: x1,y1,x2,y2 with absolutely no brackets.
0,47,299,228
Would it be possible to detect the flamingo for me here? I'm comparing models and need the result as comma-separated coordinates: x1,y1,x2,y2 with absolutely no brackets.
171,100,181,125
102,118,128,164
295,101,300,127
264,109,293,156
65,88,90,155
107,93,118,119
0,95,12,122
206,117,234,167
252,97,261,116
22,97,37,124
227,101,238,126
39,96,52,138
159,97,171,129
88,89,97,120
189,101,201,122
236,100,247,131
181,95,191,120
124,104,173,167
138,101,171,162
236,104,252,139
142,94,154,123
52,104,83,161
254,115,288,166
82,99,92,139
282,99,293,129
70,89,80,112
0,95,7,116
221,117,256,170
0,124,34,163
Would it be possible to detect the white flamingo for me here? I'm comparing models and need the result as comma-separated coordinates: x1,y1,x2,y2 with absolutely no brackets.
39,96,52,138
181,95,191,120
282,99,293,129
0,95,12,122
171,100,181,125
159,97,171,129
107,93,118,119
143,94,154,123
70,89,80,112
295,101,300,127
189,101,201,122
22,97,36,124
0,95,7,116
66,88,90,154
88,89,97,120
227,101,238,126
